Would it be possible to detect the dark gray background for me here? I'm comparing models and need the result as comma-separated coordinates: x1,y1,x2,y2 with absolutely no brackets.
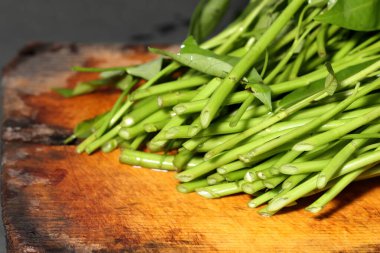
0,0,247,251
0,0,247,68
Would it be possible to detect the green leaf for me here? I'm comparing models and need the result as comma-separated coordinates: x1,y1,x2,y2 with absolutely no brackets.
53,82,95,98
72,82,96,96
314,0,380,31
116,75,135,90
189,0,230,42
64,112,108,143
99,70,125,79
74,113,106,139
53,88,74,98
245,82,272,111
85,78,116,86
179,37,238,64
254,10,279,32
324,63,338,96
126,57,163,80
246,67,263,84
74,119,96,139
53,76,119,97
150,37,239,78
244,67,271,110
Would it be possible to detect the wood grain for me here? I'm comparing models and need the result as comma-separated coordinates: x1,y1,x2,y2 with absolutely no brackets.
1,43,380,252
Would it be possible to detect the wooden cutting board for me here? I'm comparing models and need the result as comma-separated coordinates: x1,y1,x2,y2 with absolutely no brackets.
1,43,380,253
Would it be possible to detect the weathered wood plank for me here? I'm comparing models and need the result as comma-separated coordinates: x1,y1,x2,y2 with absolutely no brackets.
1,43,380,252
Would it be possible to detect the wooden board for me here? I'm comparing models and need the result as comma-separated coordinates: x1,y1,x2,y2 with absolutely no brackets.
1,43,380,252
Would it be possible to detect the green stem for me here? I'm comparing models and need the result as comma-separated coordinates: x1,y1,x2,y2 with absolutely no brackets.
316,24,328,58
76,133,97,153
342,133,380,139
197,117,263,137
196,181,244,198
101,136,124,153
257,206,277,217
224,169,249,182
142,62,180,89
316,123,380,189
264,22,319,84
269,150,303,175
337,150,380,178
157,90,198,108
215,0,271,54
182,137,210,151
289,47,307,79
248,187,281,208
130,76,209,101
206,84,333,159
282,173,309,190
176,136,288,182
119,149,202,171
267,174,319,212
144,119,170,133
244,154,282,182
293,106,380,151
85,125,122,154
109,62,180,126
96,76,138,138
263,175,288,189
289,93,380,120
340,60,380,89
357,142,380,155
200,0,307,128
267,149,380,212
280,160,328,175
241,180,266,195
306,168,366,213
197,134,238,152
332,33,361,62
270,55,380,95
207,173,226,185
130,134,147,150
350,33,380,54
148,78,222,150
121,96,161,127
66,111,109,145
244,78,380,160
217,161,249,175
176,179,209,193
148,115,187,151
269,8,321,54
357,165,380,180
163,125,201,140
173,149,196,172
109,99,134,127
229,93,255,127
119,110,170,140
173,91,250,115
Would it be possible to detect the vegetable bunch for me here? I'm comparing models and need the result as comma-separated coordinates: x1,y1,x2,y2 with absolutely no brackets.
59,0,380,216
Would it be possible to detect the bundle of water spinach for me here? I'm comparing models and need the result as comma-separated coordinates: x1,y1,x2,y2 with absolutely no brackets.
59,0,380,216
